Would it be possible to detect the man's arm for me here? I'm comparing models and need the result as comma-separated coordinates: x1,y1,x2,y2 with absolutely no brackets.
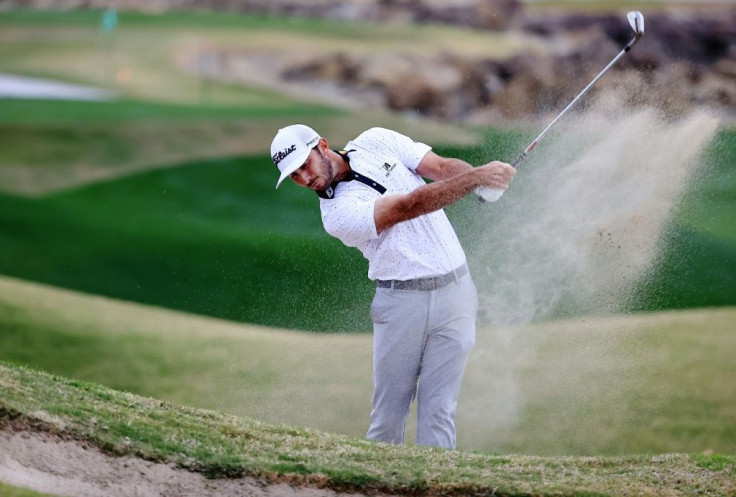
415,151,473,181
374,152,515,234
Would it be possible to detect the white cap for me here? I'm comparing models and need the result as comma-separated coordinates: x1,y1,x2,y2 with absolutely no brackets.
270,124,321,188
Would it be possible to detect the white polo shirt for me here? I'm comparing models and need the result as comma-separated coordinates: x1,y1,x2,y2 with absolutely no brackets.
319,127,466,281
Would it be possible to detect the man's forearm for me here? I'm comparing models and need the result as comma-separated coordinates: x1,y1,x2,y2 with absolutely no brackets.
375,158,514,233
418,157,473,182
434,158,474,180
404,167,480,214
374,168,481,233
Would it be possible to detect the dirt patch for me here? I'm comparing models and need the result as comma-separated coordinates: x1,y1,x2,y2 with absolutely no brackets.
0,428,373,497
0,73,117,101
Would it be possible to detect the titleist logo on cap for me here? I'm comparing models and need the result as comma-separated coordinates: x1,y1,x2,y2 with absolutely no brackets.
272,144,297,166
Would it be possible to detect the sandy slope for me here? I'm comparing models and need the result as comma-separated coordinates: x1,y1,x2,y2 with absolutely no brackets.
0,428,378,497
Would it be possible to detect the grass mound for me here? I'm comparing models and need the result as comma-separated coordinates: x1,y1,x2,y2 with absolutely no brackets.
0,481,56,497
1,130,734,332
1,362,734,496
1,275,734,455
0,8,733,330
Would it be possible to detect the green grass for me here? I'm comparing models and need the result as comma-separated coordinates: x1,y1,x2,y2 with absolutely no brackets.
0,98,345,195
451,128,736,317
0,98,339,125
0,127,512,333
0,128,734,332
0,9,730,327
0,482,56,497
632,129,736,311
0,154,376,333
0,96,341,194
0,274,372,436
1,362,734,496
0,9,733,495
0,8,543,56
0,98,473,196
0,275,734,455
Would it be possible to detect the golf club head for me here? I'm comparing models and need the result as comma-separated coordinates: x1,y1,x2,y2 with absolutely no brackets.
627,11,645,40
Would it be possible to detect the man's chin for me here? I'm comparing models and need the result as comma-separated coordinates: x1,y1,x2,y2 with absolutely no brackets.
309,180,327,191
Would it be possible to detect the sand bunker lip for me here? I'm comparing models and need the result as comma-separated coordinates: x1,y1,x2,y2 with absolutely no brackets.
0,426,379,497
0,73,117,101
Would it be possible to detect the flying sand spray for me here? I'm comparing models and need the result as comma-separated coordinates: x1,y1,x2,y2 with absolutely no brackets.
457,103,720,450
476,11,646,203
449,11,722,449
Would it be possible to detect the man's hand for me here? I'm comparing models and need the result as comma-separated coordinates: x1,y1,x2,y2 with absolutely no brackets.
474,160,516,190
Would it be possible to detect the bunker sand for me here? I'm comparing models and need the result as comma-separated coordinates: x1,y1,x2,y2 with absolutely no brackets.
0,428,382,497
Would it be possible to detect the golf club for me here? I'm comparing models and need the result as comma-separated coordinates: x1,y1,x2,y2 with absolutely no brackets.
477,10,645,203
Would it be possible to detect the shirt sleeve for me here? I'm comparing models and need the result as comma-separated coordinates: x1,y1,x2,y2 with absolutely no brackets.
320,193,379,248
360,127,432,172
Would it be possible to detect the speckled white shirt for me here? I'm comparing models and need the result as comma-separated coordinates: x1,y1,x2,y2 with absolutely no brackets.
319,127,466,281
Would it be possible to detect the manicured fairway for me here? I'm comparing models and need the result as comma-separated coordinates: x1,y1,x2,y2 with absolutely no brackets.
1,275,734,455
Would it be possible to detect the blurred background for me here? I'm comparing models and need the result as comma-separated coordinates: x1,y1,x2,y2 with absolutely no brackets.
0,0,734,454
1,0,734,331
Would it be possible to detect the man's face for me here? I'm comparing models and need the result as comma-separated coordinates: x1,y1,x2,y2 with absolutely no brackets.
289,147,333,191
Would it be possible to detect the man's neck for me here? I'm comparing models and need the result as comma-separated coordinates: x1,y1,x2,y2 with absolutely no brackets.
330,150,352,183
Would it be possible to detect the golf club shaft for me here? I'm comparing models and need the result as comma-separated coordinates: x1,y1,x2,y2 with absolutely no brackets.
511,35,639,169
477,32,642,203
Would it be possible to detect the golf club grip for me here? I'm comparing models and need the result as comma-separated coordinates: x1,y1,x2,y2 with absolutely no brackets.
477,145,531,203
476,186,504,203
511,151,527,168
477,149,528,203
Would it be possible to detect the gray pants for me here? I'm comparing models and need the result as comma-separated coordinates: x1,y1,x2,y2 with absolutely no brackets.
367,271,477,449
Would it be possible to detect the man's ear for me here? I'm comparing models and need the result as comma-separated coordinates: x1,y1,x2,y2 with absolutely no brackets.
317,137,330,154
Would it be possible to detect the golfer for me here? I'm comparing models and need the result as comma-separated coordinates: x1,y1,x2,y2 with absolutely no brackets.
270,124,515,449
